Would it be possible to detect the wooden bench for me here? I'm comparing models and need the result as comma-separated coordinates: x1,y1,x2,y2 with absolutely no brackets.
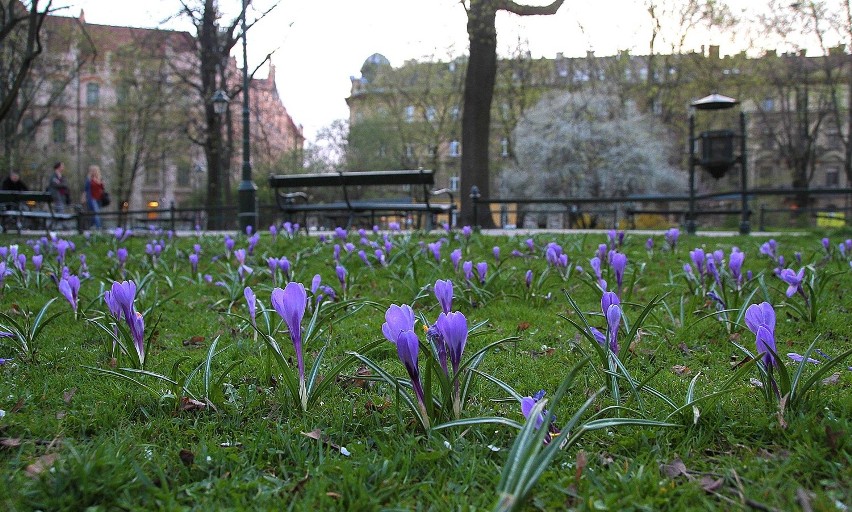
0,191,77,235
268,169,455,230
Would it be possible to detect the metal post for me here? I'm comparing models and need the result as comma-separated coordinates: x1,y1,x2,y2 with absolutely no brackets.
170,201,176,232
686,114,697,234
469,185,480,228
738,111,750,235
237,0,258,233
759,204,766,232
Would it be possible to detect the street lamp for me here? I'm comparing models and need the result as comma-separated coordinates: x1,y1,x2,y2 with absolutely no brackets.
237,0,258,233
687,93,750,235
211,89,229,115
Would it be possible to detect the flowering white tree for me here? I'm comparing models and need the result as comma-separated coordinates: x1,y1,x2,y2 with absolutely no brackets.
500,91,685,200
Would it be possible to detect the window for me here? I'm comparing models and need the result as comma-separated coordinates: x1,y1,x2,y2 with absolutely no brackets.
826,129,843,151
177,165,191,187
86,118,101,146
500,138,509,157
52,119,66,144
86,83,100,106
405,143,414,159
52,81,66,106
449,176,460,192
825,166,840,187
145,166,159,187
449,140,460,157
425,107,437,122
451,106,460,121
22,117,35,135
404,105,415,123
761,97,775,111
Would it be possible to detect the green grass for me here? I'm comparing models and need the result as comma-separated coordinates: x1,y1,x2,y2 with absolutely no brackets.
1,228,850,511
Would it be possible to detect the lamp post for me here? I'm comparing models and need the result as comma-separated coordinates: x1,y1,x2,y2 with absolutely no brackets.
687,93,749,235
237,0,258,233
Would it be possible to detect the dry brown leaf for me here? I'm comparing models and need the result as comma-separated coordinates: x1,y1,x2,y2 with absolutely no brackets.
301,429,350,456
575,450,587,483
365,398,391,412
182,336,206,347
821,373,841,385
671,365,691,376
9,397,24,413
25,453,58,478
326,492,342,499
179,397,207,412
179,448,195,467
700,476,724,492
0,438,22,449
517,322,530,331
660,457,689,479
62,388,77,404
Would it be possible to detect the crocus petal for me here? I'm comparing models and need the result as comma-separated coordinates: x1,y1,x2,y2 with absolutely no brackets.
744,302,775,335
436,311,467,372
520,396,544,430
434,279,453,314
382,304,415,344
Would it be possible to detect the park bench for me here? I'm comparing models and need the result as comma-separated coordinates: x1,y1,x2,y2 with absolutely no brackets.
0,191,78,235
268,169,455,231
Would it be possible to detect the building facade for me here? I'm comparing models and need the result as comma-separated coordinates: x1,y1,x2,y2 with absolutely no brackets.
3,9,303,216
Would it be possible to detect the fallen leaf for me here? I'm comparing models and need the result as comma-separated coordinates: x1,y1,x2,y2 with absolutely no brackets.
178,448,195,467
182,336,206,347
25,453,58,477
678,343,692,355
10,397,24,413
365,398,391,412
179,397,207,412
530,347,556,358
731,354,753,370
671,365,691,375
301,429,350,456
63,388,77,404
729,332,741,342
700,476,724,492
824,425,844,455
326,492,342,499
575,450,587,483
0,438,22,449
660,457,689,479
821,373,840,385
517,322,530,331
55,411,66,420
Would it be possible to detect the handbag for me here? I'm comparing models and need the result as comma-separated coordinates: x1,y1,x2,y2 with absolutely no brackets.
100,191,111,207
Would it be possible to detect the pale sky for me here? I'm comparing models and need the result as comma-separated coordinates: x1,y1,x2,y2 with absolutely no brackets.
59,1,795,143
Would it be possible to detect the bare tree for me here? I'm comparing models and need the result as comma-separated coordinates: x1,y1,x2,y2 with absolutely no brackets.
459,0,565,227
0,0,54,123
173,0,276,229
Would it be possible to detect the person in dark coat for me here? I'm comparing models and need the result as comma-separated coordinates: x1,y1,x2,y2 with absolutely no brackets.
1,170,28,191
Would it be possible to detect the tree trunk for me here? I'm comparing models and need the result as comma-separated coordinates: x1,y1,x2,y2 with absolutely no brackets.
460,1,498,228
200,0,224,230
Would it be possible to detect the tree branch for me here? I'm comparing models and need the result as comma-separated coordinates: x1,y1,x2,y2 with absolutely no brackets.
499,0,565,16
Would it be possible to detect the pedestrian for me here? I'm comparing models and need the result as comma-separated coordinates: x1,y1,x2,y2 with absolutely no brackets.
1,170,28,191
46,161,70,213
85,164,104,229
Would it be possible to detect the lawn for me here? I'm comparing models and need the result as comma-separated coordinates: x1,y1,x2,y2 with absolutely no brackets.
0,225,850,511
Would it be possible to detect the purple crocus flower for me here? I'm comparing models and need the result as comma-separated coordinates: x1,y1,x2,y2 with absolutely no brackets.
244,286,256,328
689,248,705,276
283,221,293,236
461,225,472,238
247,233,260,255
58,275,80,314
395,329,427,418
779,267,805,298
270,282,308,390
224,236,235,255
311,274,322,295
706,259,721,288
525,238,535,253
602,291,622,354
645,238,654,251
611,252,627,296
729,250,744,288
344,242,355,253
335,265,347,291
333,244,341,262
745,302,778,367
462,261,473,282
436,311,468,380
428,241,442,262
475,262,488,284
521,394,545,430
374,249,386,266
269,224,278,240
821,237,830,252
381,304,415,344
450,249,462,272
358,250,371,267
434,279,453,314
545,245,559,267
589,326,606,347
32,254,43,271
597,243,608,263
117,247,128,266
335,227,347,240
492,246,500,262
189,253,199,274
525,269,533,289
665,228,679,251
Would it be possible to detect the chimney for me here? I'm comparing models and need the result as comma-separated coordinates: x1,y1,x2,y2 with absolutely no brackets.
708,45,720,60
79,9,86,23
